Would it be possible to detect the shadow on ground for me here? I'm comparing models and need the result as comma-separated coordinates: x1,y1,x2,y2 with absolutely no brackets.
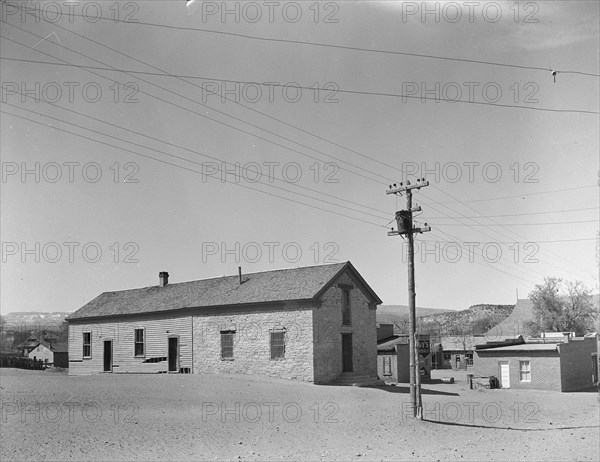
365,384,459,396
424,419,600,432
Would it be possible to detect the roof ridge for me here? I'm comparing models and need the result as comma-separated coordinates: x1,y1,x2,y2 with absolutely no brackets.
99,261,349,295
68,261,369,321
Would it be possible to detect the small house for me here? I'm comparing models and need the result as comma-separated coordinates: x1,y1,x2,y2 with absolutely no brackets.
474,334,598,392
28,340,69,368
17,337,69,367
376,324,431,383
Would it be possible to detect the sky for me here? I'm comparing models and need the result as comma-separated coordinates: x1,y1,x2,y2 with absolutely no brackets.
1,0,599,314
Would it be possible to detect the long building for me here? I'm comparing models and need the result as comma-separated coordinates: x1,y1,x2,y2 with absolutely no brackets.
66,261,382,384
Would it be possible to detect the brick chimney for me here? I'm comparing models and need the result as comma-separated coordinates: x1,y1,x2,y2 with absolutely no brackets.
159,271,169,287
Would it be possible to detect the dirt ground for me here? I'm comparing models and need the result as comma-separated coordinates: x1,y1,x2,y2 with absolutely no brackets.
1,368,598,461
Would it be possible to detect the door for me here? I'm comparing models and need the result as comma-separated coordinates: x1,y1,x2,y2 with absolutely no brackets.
341,334,353,372
499,361,510,388
168,337,179,372
103,340,112,372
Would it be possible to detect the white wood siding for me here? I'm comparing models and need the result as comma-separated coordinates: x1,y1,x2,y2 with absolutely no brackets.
28,344,54,364
68,314,193,375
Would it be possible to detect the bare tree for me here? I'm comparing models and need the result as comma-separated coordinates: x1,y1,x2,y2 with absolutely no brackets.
529,278,598,334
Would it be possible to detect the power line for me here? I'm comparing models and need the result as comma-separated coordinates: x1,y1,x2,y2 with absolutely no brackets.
426,206,598,219
1,33,596,275
3,57,598,115
0,30,390,188
421,237,596,244
10,6,600,78
6,18,593,276
423,229,545,286
432,219,598,226
1,108,389,229
0,25,398,189
422,185,598,204
2,27,596,277
2,99,390,223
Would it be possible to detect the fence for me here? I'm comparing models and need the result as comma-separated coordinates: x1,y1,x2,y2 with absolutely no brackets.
0,354,45,370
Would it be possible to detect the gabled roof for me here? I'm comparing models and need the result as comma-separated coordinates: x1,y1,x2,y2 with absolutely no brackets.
16,338,40,350
16,338,68,353
68,261,382,321
40,340,68,353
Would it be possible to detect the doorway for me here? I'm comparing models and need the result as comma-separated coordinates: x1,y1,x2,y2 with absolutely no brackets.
168,337,179,372
499,361,510,388
341,334,353,373
103,340,112,372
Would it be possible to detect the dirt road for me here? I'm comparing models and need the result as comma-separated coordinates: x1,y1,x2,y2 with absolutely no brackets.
1,368,598,461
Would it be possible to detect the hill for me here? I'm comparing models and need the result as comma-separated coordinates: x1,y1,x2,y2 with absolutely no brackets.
376,305,452,326
1,311,71,329
377,304,514,339
0,312,71,353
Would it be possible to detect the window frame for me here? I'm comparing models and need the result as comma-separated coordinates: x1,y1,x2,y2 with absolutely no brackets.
134,328,145,357
82,331,92,359
383,356,392,376
466,352,474,366
519,360,531,382
220,330,235,360
270,330,286,360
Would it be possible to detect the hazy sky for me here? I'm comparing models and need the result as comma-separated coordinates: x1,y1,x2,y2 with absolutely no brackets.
1,0,599,314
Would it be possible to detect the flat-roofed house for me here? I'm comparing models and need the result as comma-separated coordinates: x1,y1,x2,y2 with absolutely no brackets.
474,334,598,392
66,261,382,384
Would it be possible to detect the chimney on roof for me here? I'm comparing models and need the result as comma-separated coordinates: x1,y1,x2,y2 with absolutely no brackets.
159,271,169,287
238,266,242,285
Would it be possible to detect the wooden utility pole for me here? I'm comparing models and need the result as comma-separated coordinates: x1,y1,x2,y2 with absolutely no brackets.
387,179,431,419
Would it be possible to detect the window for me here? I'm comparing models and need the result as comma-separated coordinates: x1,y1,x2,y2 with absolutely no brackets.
443,353,451,360
466,352,474,366
519,361,531,382
341,289,351,326
270,330,285,360
83,332,91,358
134,328,145,357
383,356,392,376
220,331,235,360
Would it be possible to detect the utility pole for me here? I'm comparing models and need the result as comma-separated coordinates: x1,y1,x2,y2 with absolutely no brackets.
387,179,431,419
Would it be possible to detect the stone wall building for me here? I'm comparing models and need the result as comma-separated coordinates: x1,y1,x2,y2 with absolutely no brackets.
67,262,382,383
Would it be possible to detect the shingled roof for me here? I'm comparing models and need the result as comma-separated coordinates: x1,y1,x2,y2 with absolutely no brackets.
68,261,382,321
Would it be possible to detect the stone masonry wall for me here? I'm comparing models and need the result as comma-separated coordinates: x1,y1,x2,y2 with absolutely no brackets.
192,305,314,382
312,271,378,383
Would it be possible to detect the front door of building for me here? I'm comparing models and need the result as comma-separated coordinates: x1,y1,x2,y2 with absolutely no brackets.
168,337,179,372
103,340,112,372
341,334,353,372
499,361,510,388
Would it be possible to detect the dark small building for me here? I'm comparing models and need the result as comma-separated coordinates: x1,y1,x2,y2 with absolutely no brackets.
377,324,431,383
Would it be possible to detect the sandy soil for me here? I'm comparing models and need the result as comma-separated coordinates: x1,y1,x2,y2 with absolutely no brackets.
1,368,598,461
